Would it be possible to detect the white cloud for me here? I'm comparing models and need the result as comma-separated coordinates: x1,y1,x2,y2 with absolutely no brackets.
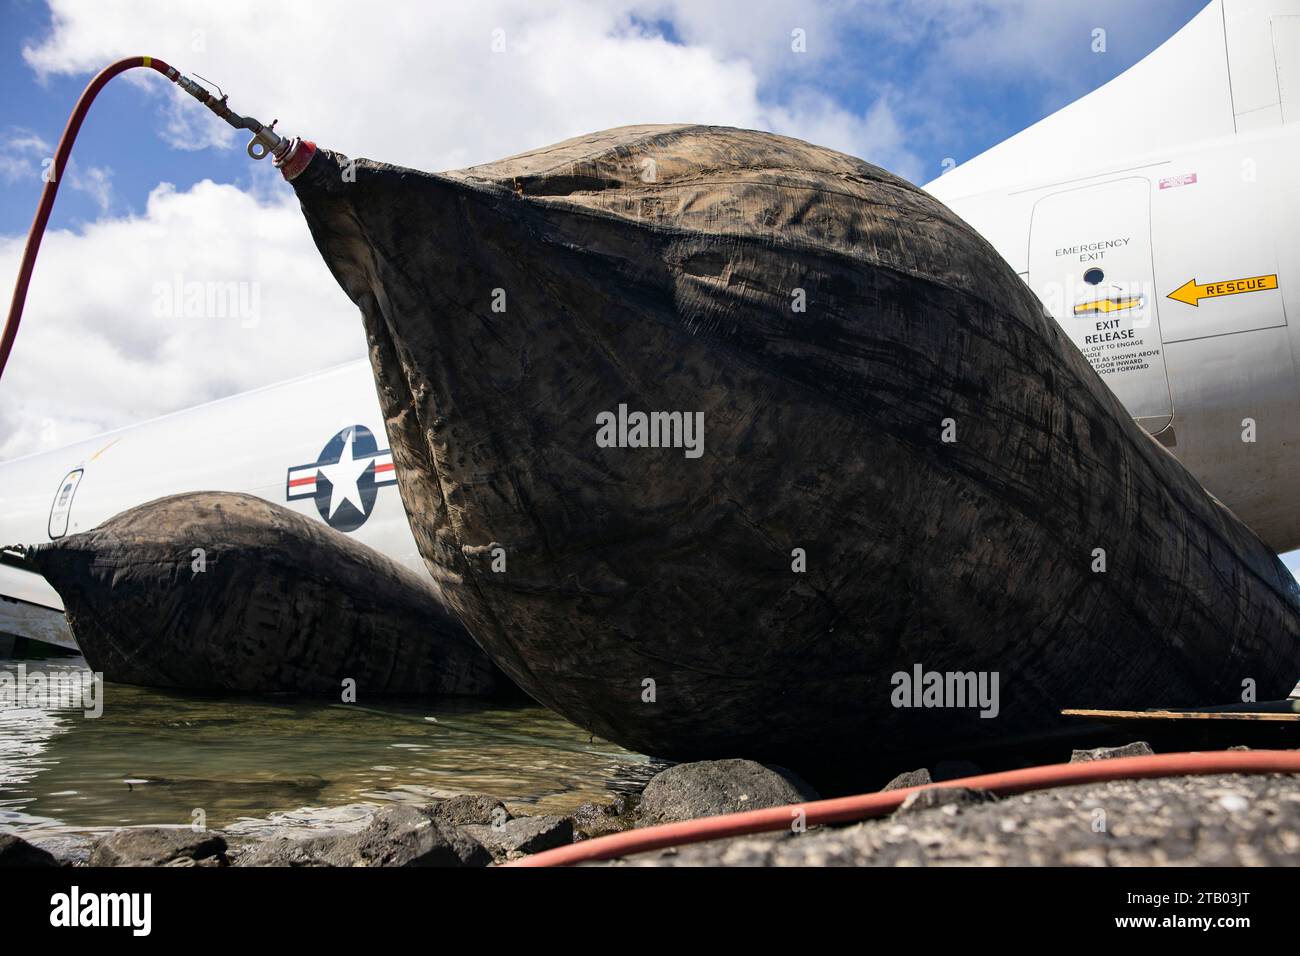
0,129,52,184
0,0,932,460
156,85,237,153
900,0,1201,127
0,127,114,213
631,0,857,73
67,164,113,213
18,0,925,175
0,181,361,460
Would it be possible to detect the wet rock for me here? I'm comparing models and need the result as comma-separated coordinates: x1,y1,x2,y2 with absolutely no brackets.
464,815,574,861
427,794,510,828
90,828,227,867
345,806,490,867
19,833,92,867
290,125,1300,777
637,759,820,827
232,835,339,867
0,834,59,867
893,786,998,818
573,794,638,839
26,492,509,697
881,768,933,791
1070,741,1155,763
235,807,491,867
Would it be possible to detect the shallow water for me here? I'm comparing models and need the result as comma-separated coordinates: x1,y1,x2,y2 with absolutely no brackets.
0,655,651,841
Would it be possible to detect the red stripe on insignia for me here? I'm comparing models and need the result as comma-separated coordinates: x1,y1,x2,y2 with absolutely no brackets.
288,476,317,487
375,463,395,473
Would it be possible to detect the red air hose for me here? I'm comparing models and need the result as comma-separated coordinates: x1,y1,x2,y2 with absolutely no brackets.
507,748,1300,867
0,56,180,382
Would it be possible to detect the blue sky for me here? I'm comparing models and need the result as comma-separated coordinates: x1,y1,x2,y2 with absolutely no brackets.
0,1,1209,237
0,1,259,234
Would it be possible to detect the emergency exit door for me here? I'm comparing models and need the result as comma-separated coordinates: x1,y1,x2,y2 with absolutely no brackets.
1027,177,1173,432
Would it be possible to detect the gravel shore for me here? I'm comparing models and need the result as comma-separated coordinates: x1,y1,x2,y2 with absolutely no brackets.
596,772,1300,866
6,749,1299,867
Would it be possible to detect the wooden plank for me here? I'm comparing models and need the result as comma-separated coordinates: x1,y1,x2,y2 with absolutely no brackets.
1063,707,1300,722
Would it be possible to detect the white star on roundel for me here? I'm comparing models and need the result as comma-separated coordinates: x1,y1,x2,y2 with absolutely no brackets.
315,428,375,520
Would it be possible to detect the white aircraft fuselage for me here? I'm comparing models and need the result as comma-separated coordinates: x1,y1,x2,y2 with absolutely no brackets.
0,360,416,648
3,0,1299,649
926,0,1300,553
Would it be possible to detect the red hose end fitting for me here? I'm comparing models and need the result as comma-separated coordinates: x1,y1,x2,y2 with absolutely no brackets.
276,139,316,182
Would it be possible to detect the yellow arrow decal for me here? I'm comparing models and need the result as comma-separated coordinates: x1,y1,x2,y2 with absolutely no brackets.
1167,273,1278,307
1073,296,1144,316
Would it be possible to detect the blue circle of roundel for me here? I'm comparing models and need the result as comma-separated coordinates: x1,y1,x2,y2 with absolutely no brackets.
286,425,397,532
313,425,380,532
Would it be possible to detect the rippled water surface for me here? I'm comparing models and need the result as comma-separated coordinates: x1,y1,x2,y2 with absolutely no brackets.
0,655,650,840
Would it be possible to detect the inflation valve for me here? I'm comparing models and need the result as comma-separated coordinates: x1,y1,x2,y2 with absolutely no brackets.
175,72,288,161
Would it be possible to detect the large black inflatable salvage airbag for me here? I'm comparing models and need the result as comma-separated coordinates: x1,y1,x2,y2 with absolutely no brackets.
288,124,1300,771
28,492,506,697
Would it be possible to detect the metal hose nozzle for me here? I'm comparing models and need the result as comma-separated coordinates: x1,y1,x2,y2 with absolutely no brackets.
174,73,289,160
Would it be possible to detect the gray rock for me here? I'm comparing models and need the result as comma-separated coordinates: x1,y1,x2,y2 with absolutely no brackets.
439,826,493,866
893,786,998,817
637,759,820,827
573,795,638,839
232,835,339,867
0,834,59,867
345,806,490,867
881,768,933,791
90,828,227,867
427,794,510,828
18,833,93,866
234,807,492,868
464,815,574,861
1070,741,1155,763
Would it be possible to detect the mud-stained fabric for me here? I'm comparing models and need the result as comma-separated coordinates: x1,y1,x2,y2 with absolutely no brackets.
29,492,507,697
288,124,1300,775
